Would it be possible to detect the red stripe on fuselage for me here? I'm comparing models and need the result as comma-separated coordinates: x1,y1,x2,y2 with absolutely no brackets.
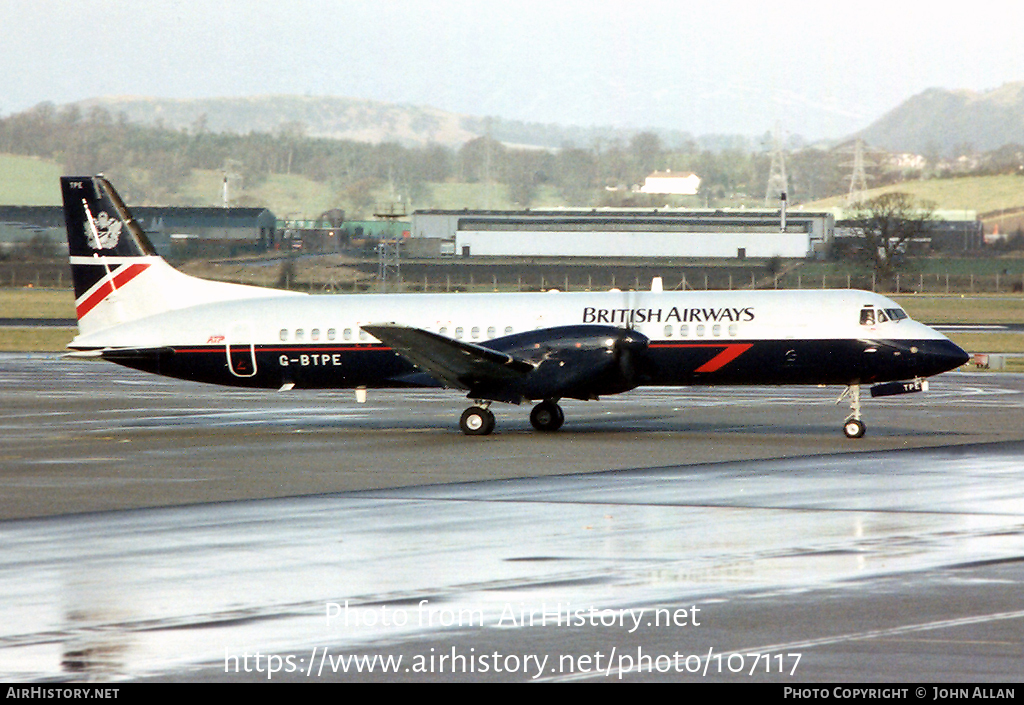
170,346,392,354
649,342,754,373
75,263,150,319
173,342,752,373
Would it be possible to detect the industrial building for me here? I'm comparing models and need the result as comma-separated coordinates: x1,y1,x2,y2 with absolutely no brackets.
833,208,984,252
639,171,702,195
133,206,278,256
0,205,277,257
410,209,835,259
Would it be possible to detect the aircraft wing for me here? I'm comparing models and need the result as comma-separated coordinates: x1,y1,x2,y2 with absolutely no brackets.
361,323,535,394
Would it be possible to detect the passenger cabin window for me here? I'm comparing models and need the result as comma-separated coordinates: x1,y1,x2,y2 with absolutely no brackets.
860,308,875,326
728,323,738,337
696,324,706,337
358,330,368,341
279,329,288,342
712,324,721,337
455,327,464,340
487,326,496,339
680,324,689,337
312,328,321,341
327,328,336,341
343,328,352,341
471,326,480,340
439,326,448,336
664,325,673,338
504,326,513,335
295,329,305,341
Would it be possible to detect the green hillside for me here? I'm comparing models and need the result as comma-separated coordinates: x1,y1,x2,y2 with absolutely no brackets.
180,170,338,215
0,157,340,215
806,174,1024,214
6,150,1024,219
0,155,63,205
0,157,553,217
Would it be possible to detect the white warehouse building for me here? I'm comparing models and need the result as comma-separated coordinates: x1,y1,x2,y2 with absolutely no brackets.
640,170,702,195
410,210,834,259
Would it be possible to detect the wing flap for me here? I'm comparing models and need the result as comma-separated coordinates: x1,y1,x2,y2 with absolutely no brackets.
362,323,534,392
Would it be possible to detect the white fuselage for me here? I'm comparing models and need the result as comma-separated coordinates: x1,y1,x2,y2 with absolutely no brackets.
72,287,944,352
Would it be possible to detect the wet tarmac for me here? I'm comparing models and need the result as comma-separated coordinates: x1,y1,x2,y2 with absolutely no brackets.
0,353,1022,682
3,354,1021,520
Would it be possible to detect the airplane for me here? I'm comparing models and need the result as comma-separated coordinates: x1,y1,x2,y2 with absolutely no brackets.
60,175,970,438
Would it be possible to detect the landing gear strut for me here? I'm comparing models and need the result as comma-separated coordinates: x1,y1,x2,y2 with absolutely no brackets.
460,403,495,436
530,400,564,432
837,384,866,439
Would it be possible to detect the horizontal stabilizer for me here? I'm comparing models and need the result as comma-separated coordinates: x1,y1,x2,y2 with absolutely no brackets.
65,346,174,360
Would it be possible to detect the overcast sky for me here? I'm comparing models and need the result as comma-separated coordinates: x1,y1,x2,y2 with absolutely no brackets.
2,0,1023,140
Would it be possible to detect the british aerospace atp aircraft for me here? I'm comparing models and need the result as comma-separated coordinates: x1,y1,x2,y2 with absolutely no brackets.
61,176,969,438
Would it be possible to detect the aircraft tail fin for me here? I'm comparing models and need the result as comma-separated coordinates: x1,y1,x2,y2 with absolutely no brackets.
61,176,159,262
60,175,292,339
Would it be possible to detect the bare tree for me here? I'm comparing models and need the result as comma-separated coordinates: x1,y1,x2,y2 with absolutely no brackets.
629,131,663,181
846,192,935,283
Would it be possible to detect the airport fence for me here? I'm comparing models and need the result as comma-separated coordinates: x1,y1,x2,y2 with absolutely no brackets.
0,262,70,289
350,270,1024,295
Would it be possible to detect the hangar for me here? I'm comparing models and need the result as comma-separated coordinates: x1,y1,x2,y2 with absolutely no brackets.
0,205,277,258
410,209,834,259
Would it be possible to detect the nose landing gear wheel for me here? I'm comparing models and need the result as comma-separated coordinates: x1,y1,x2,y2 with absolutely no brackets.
843,418,866,439
460,406,495,436
838,384,866,439
530,400,564,432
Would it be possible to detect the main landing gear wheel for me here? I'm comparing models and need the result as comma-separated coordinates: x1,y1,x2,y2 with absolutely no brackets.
460,406,495,436
530,400,564,432
843,417,866,439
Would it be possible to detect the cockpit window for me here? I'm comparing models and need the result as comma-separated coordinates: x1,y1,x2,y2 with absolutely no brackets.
861,306,908,325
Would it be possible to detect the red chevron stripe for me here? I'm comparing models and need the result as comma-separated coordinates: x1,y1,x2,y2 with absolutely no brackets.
75,263,150,319
649,342,754,373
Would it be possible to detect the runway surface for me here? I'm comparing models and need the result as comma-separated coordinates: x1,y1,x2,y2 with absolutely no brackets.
2,353,1022,519
1,353,1023,682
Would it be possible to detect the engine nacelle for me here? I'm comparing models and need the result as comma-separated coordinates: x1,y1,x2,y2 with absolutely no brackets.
480,325,650,402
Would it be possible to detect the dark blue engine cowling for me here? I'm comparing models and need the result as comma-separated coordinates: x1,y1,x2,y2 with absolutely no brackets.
474,325,650,402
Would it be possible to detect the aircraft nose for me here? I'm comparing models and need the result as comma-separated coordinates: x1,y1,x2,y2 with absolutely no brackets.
923,339,970,374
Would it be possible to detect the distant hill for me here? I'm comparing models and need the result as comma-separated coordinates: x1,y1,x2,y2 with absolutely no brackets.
69,95,709,151
73,95,478,148
856,82,1024,156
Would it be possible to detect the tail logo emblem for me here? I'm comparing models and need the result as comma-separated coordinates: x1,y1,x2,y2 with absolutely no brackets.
84,210,123,250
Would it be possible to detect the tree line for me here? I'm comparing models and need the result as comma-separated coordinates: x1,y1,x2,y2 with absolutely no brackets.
4,103,1021,217
0,103,861,213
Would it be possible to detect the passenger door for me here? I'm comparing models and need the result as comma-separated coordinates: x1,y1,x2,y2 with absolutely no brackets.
226,321,257,378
